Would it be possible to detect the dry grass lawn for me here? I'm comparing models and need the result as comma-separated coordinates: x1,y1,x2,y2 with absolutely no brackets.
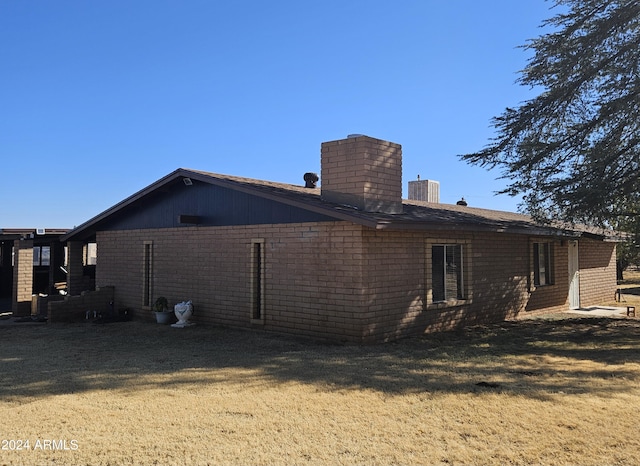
1,311,640,465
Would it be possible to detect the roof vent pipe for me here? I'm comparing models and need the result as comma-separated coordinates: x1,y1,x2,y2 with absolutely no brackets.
303,172,319,188
457,198,468,206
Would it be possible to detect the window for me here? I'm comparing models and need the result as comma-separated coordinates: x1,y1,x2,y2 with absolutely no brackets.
32,246,51,266
41,246,50,266
250,239,265,321
143,242,153,308
533,242,554,286
432,244,463,302
83,243,97,266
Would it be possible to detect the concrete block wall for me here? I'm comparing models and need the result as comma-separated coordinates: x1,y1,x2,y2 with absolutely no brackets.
48,286,115,323
321,136,403,214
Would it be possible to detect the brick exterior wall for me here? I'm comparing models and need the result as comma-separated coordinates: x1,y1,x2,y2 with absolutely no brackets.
360,231,617,341
48,286,115,323
577,239,617,306
321,136,403,214
523,238,570,314
96,223,368,342
12,239,33,316
94,224,617,343
67,241,87,296
33,294,65,316
362,230,534,341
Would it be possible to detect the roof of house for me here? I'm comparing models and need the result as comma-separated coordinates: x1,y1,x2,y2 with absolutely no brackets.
61,168,619,242
0,228,70,240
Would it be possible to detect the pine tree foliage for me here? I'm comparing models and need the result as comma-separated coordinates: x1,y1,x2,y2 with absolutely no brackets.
461,0,640,226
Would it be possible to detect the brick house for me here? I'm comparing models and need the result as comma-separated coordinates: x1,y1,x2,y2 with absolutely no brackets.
59,135,618,342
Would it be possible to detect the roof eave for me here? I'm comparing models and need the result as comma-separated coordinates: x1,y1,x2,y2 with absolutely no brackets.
370,219,611,239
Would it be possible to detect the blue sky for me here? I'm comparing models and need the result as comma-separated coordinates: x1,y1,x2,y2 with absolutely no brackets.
1,1,556,229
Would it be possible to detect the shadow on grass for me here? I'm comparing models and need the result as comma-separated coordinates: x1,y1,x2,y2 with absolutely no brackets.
1,317,639,401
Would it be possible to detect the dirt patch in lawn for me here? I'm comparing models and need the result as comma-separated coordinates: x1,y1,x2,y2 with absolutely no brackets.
1,315,639,465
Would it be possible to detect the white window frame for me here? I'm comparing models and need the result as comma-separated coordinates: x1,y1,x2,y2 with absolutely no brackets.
426,238,472,309
432,244,464,302
532,241,554,287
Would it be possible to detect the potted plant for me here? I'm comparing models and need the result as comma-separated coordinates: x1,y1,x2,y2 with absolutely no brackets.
153,297,172,324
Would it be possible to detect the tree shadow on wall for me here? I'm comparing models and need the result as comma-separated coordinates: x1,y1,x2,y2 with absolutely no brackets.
370,275,535,338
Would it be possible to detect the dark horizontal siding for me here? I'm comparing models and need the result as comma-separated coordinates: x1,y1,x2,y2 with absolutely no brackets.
101,179,334,231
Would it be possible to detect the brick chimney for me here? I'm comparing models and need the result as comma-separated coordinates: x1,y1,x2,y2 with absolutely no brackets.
320,135,403,214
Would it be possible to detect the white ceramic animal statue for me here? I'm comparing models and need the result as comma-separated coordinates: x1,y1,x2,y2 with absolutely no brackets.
172,300,194,328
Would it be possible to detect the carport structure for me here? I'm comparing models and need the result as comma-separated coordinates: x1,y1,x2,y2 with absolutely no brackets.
0,228,69,315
